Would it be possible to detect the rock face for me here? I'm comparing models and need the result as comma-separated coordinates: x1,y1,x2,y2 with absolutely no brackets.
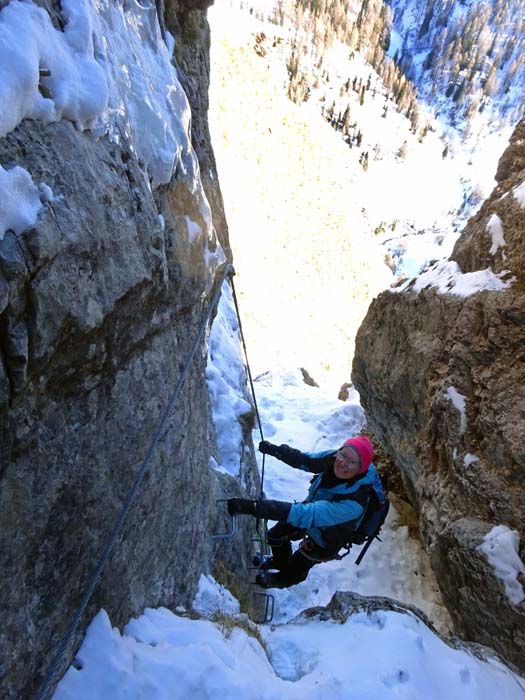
0,2,257,698
353,117,525,670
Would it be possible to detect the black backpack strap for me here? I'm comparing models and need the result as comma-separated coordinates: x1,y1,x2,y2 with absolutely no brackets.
329,483,372,506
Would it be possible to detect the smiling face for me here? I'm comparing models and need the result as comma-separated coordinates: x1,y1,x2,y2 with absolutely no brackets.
333,446,361,479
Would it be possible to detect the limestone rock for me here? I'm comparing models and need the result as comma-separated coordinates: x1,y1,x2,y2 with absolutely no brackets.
0,2,257,699
352,116,525,670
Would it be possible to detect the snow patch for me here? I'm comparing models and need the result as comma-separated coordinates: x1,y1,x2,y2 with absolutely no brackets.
0,165,42,240
513,181,525,208
394,260,514,296
0,0,225,268
486,214,506,256
185,215,202,243
54,603,525,700
445,386,467,434
192,574,241,618
463,453,480,467
0,0,203,189
0,1,108,138
38,182,54,203
477,525,525,606
206,281,252,476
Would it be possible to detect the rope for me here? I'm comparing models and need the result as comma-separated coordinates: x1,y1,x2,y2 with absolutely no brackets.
229,275,266,497
36,262,234,700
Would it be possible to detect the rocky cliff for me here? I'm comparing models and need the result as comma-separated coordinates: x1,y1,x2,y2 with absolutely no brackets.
0,2,257,698
353,117,525,669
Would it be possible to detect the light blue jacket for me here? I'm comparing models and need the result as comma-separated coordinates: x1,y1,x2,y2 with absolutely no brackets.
277,447,384,548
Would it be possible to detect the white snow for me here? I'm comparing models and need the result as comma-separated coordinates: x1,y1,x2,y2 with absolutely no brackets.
38,182,54,203
0,0,184,186
0,1,108,138
486,213,506,256
513,180,525,208
477,526,525,606
0,0,225,269
463,453,480,467
0,164,42,240
54,558,525,700
192,574,241,619
91,0,195,188
394,259,514,297
184,215,202,243
54,331,525,699
206,280,252,476
445,386,467,434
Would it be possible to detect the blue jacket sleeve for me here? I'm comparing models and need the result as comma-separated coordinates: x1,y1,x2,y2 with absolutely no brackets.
287,498,365,529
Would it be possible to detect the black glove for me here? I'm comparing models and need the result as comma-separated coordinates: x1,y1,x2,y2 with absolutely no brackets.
227,498,257,516
227,498,292,521
259,440,282,457
259,441,309,469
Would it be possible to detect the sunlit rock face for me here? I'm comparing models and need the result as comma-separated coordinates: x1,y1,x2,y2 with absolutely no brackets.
0,2,256,698
352,116,525,670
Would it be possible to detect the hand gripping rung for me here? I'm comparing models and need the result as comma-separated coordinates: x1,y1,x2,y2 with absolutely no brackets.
211,500,237,540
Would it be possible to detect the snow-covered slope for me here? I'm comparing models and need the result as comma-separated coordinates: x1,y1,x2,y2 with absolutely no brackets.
386,0,525,135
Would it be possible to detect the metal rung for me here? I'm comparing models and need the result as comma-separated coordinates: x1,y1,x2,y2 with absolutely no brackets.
253,591,275,624
211,500,237,540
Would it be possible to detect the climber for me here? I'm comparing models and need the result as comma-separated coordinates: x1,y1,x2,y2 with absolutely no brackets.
227,436,387,589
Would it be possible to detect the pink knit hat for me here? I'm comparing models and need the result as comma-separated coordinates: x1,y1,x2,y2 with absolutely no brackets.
343,436,374,474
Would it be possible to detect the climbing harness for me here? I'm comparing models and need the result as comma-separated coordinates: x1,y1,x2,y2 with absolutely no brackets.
298,535,352,563
36,262,234,700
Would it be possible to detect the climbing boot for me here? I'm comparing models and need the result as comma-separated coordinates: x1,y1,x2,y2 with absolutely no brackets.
255,571,280,588
252,554,274,569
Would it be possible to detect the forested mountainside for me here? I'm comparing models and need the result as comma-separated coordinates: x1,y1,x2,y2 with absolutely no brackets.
267,0,524,139
387,0,525,129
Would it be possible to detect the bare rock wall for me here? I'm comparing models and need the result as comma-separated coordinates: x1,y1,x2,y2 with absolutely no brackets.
352,117,525,670
0,2,257,699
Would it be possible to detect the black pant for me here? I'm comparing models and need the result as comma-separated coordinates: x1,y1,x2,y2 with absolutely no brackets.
265,522,318,588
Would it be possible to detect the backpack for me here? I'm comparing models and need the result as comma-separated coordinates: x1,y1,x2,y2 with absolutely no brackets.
351,471,390,564
324,468,390,560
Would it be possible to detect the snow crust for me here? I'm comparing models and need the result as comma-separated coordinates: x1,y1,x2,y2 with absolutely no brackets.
513,181,525,208
0,165,42,240
55,581,525,700
486,213,506,256
0,0,191,186
0,1,108,138
192,574,241,618
206,281,252,476
477,526,525,606
394,259,514,297
445,386,467,434
0,0,224,269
